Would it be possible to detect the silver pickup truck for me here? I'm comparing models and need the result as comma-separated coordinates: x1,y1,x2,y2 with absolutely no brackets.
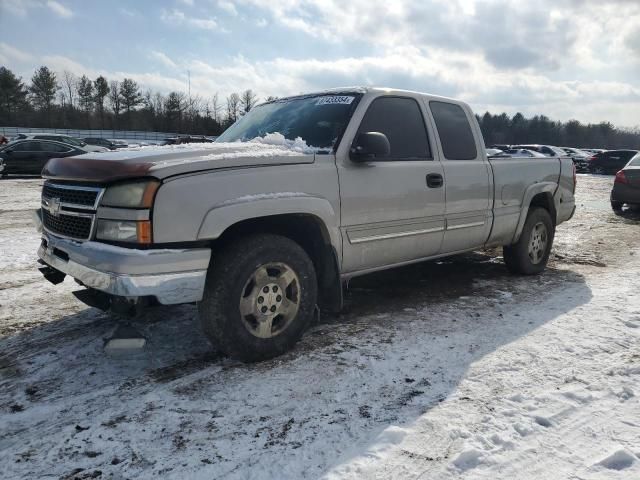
35,87,576,361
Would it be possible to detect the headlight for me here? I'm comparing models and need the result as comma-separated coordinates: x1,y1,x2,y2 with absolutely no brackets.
96,219,152,244
101,179,159,208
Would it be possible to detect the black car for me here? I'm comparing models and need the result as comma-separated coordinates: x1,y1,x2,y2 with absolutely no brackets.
0,139,86,176
588,150,638,175
161,135,215,145
611,153,640,212
84,137,128,150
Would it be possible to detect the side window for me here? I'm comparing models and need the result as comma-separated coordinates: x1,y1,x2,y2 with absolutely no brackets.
13,141,42,152
629,154,640,167
541,147,554,156
9,142,29,151
43,142,72,153
430,101,478,160
357,97,431,159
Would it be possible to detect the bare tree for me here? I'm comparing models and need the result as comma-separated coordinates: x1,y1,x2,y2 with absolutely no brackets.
61,70,77,111
210,93,221,123
108,80,121,127
239,89,258,114
226,92,241,124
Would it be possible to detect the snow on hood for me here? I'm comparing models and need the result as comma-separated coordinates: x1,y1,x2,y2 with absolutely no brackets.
42,135,319,183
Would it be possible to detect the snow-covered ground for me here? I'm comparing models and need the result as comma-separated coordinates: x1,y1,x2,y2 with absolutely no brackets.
1,175,639,479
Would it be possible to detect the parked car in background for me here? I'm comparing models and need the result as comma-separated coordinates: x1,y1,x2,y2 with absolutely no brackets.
84,137,128,150
588,150,639,175
486,148,510,157
16,133,109,153
583,148,606,155
161,135,215,145
611,152,640,212
504,148,548,158
511,144,567,157
490,144,511,151
0,139,86,176
562,147,591,173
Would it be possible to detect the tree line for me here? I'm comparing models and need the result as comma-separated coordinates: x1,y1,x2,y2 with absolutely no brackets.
477,112,640,150
1,64,639,148
0,65,265,135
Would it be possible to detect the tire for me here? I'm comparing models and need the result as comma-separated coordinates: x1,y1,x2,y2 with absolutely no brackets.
198,234,317,362
611,201,623,213
503,207,554,275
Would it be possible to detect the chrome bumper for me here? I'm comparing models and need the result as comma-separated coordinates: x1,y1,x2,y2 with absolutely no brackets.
37,230,211,305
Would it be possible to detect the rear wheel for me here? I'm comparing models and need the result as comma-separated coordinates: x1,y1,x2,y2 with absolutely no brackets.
503,207,554,275
198,234,317,362
592,166,606,175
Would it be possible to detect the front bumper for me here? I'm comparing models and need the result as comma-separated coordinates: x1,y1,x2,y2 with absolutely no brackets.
37,230,211,305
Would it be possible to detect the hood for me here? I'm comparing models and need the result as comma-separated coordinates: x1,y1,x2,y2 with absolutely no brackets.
42,141,318,183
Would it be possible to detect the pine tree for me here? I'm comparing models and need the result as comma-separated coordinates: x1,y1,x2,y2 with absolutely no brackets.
29,66,59,125
76,75,94,126
119,78,142,128
0,67,28,123
93,76,110,128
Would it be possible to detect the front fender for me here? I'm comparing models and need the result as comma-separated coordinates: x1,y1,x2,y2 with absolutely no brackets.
512,182,557,243
197,193,341,253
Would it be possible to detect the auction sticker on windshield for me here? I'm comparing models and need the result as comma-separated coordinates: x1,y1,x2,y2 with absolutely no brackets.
315,96,355,106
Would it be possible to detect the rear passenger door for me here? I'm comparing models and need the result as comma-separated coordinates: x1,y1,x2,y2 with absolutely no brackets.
4,141,44,173
428,101,492,253
338,95,446,273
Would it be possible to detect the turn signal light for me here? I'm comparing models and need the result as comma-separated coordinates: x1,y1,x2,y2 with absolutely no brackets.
137,220,153,244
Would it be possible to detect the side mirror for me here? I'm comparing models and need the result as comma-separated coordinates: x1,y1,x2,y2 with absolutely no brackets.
350,132,390,162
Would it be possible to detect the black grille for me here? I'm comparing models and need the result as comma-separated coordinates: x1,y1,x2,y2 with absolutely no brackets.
42,210,92,240
42,184,98,207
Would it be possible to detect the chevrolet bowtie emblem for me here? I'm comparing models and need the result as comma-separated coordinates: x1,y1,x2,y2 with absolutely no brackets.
45,197,62,217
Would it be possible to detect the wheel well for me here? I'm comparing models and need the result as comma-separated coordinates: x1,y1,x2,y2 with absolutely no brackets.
529,192,556,225
213,214,343,313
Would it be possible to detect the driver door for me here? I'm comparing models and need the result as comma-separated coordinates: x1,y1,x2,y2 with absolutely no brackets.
338,95,446,274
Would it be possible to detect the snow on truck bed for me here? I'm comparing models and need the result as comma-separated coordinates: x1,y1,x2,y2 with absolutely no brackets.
1,175,640,479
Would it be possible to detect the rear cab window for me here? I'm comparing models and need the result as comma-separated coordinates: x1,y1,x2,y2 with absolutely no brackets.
356,96,431,159
628,153,640,166
429,101,477,160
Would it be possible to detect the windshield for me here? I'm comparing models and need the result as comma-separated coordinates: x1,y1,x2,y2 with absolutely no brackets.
216,93,362,152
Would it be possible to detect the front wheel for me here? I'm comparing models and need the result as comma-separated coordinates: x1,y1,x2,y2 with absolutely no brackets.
198,234,317,362
503,207,554,275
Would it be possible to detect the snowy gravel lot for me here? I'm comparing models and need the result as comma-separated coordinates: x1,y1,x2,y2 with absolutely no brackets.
1,175,639,479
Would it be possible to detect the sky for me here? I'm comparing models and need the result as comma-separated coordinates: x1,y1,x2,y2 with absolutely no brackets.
0,0,639,127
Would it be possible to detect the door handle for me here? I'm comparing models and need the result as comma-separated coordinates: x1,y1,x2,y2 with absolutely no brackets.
426,173,443,188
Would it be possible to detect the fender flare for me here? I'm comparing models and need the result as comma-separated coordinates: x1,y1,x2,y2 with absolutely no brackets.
512,182,558,243
196,193,341,256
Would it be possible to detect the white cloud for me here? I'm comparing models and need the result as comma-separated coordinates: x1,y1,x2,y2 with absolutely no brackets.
46,0,73,18
160,8,221,31
0,0,73,18
218,1,238,16
118,7,137,18
179,0,194,5
150,50,178,69
0,42,35,64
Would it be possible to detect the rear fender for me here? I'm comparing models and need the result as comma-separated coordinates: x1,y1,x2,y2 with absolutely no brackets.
512,183,557,243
